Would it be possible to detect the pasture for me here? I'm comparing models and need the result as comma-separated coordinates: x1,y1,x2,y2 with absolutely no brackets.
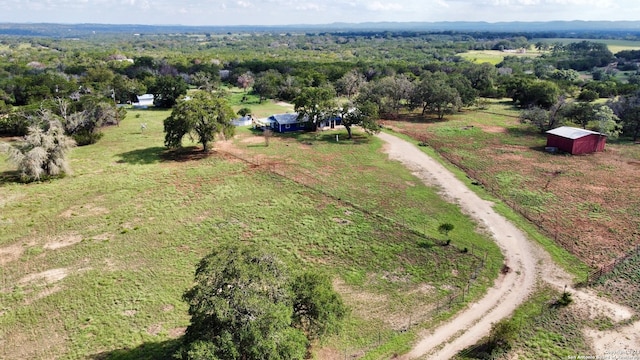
458,49,541,65
531,38,640,53
0,106,502,359
381,99,638,273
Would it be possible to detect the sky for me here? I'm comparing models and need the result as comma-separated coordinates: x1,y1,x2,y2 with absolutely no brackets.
0,0,638,26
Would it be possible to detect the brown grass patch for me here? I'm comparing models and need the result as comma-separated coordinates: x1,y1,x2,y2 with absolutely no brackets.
477,124,508,134
92,233,113,241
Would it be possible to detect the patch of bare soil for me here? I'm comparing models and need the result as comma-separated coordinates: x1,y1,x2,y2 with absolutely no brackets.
0,242,30,265
168,327,186,338
0,192,25,208
240,136,267,145
584,320,640,356
122,309,137,317
477,124,508,134
43,233,83,250
312,347,343,360
60,204,109,218
19,268,68,285
147,324,163,336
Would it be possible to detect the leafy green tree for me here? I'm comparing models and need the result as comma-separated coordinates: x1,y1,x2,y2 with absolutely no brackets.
294,86,337,131
565,102,596,129
179,245,346,360
608,93,640,141
463,63,498,97
589,105,620,139
577,89,599,102
340,100,380,139
509,79,561,109
253,70,283,103
2,111,75,181
149,75,188,108
412,72,462,119
291,272,347,340
164,91,235,152
519,97,568,133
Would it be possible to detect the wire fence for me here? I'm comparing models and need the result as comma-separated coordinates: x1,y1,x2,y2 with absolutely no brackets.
218,147,493,356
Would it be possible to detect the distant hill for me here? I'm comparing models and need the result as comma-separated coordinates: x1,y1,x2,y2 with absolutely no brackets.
1,21,640,37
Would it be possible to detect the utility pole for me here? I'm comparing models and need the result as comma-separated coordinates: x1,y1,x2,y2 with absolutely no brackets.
111,88,119,127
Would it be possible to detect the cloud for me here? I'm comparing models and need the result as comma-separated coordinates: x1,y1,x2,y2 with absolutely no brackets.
366,1,404,11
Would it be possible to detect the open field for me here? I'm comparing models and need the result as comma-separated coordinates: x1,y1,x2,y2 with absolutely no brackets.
458,50,541,65
532,38,640,53
0,108,502,359
381,100,640,271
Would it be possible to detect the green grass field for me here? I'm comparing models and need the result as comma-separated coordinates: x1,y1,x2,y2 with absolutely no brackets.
458,50,541,65
0,106,502,359
531,38,640,53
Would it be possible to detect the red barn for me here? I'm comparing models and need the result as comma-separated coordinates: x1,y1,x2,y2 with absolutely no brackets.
545,126,607,155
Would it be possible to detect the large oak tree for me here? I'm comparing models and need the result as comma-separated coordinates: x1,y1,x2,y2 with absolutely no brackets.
164,91,235,152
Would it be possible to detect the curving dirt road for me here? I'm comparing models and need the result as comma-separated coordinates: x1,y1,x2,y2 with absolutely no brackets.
377,131,634,359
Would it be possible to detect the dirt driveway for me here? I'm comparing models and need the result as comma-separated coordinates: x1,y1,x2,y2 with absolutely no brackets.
377,131,634,359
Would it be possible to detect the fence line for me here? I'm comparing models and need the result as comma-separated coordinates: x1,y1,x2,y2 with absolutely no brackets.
218,148,490,354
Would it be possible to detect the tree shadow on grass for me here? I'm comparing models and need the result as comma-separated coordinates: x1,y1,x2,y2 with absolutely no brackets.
116,146,166,165
383,112,448,124
289,131,374,145
0,169,21,186
117,146,213,164
89,337,181,360
505,126,543,139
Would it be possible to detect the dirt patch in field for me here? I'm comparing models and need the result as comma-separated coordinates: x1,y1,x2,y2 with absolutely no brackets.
122,309,137,317
477,124,508,134
168,327,186,338
147,323,163,336
584,320,640,356
240,136,267,145
0,242,29,265
60,204,109,218
312,348,343,360
19,268,68,285
43,233,83,250
0,193,25,208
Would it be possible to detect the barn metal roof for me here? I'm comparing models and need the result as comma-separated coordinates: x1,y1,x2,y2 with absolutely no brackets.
546,126,605,140
268,113,308,124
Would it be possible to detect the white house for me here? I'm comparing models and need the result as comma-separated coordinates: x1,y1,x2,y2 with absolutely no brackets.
232,115,253,127
133,94,154,108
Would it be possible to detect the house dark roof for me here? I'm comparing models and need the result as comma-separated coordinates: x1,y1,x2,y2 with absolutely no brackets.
546,126,605,140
